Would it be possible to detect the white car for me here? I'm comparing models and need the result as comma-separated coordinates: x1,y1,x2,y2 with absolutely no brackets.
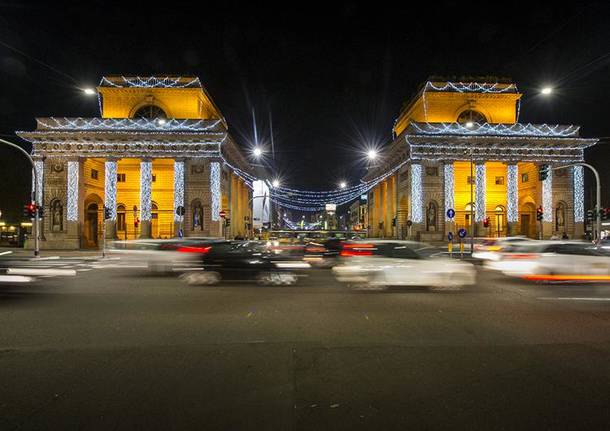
472,236,533,261
485,241,610,279
332,240,476,290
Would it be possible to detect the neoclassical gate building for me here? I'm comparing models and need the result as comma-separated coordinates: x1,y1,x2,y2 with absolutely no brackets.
366,79,598,240
18,76,254,248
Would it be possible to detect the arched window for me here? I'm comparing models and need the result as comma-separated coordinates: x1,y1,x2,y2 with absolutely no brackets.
117,204,126,231
457,110,487,124
192,199,203,231
555,202,566,231
134,105,167,119
50,198,63,232
426,201,438,231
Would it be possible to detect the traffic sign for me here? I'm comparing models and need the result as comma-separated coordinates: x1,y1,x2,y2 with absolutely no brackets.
447,232,453,241
458,228,467,238
219,210,226,218
176,205,185,216
446,208,455,219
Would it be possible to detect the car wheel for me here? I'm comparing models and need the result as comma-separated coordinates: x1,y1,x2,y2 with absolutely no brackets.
257,272,297,286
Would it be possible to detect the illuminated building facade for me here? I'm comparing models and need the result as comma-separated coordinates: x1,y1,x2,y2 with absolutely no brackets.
18,76,253,249
366,79,597,240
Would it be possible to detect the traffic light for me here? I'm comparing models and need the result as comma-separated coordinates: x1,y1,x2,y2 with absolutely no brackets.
536,206,544,221
225,218,231,227
603,208,610,221
483,216,490,228
23,203,36,218
104,206,111,220
37,205,44,217
538,164,550,181
586,209,594,222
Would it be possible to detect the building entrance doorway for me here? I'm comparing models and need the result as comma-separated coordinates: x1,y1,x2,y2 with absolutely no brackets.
85,203,99,247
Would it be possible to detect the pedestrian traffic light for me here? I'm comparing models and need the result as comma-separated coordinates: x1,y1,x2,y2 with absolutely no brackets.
538,164,550,181
225,218,231,227
23,203,36,218
37,205,44,217
104,206,111,220
586,209,594,221
536,206,544,221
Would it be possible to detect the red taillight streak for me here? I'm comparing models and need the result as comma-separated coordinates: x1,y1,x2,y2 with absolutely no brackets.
177,246,211,254
340,250,373,257
504,253,539,260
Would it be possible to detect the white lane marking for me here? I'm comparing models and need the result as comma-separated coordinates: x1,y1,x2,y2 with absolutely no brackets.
538,297,610,301
0,251,13,256
30,256,60,260
0,275,34,283
76,269,93,272
91,264,148,269
7,268,77,276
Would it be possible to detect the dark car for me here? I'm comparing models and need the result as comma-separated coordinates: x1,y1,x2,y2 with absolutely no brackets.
180,241,310,286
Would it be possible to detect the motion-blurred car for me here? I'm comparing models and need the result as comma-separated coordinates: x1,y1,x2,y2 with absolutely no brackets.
180,240,310,286
472,236,532,261
485,241,610,279
332,240,476,290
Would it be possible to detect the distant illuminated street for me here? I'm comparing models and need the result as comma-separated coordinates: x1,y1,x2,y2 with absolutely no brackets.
1,258,610,430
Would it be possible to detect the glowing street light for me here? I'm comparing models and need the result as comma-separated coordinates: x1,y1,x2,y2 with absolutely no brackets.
253,147,263,158
272,179,280,188
367,149,378,160
541,87,553,95
339,181,347,189
83,88,96,95
157,118,167,125
465,121,474,128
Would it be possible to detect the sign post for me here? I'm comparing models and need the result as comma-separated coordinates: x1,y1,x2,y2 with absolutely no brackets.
447,231,453,257
406,220,412,238
458,228,467,258
446,209,455,258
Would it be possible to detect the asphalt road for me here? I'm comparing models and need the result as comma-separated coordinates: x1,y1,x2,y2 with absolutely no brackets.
1,260,610,430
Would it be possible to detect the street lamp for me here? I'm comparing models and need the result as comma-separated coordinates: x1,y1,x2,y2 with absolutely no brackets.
253,147,263,158
541,87,553,95
367,149,377,160
272,179,280,188
339,181,347,189
465,121,474,128
83,88,96,95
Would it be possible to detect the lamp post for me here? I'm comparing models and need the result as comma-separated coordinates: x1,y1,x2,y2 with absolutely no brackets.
0,138,40,257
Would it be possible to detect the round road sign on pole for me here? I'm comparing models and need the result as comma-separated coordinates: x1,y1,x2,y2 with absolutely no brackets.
458,228,467,239
446,208,455,219
219,210,226,219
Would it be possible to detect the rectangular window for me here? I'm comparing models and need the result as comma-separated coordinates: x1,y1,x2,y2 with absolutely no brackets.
495,176,505,185
91,169,98,180
152,174,157,182
117,173,126,182
425,167,438,176
521,173,529,183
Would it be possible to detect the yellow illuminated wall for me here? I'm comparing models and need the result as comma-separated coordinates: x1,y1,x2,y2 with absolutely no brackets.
393,82,521,136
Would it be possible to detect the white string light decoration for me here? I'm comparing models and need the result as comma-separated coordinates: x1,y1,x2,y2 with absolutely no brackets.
104,160,117,221
36,117,222,131
542,169,553,222
210,162,221,221
410,122,580,137
475,163,486,222
411,164,423,223
140,160,152,221
99,76,201,88
573,166,584,223
67,161,79,221
506,164,519,223
173,161,184,222
444,163,454,221
33,159,44,205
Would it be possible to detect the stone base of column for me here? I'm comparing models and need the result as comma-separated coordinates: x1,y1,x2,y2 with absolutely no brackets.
139,220,152,239
105,220,116,239
408,223,424,240
542,222,553,239
573,222,585,240
174,220,184,238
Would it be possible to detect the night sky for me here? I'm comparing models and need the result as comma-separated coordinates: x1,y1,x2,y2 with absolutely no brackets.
1,1,609,222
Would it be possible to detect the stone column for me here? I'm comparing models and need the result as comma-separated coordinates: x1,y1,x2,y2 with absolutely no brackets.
381,180,388,238
104,159,118,239
410,163,423,238
139,159,152,238
572,165,584,239
541,165,553,239
474,162,486,236
173,159,185,237
506,163,520,235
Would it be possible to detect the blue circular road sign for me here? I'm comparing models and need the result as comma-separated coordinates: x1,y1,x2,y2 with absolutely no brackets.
446,208,455,219
447,232,453,241
458,228,467,238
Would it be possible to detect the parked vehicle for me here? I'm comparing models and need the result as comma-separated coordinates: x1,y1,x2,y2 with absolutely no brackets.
332,240,476,289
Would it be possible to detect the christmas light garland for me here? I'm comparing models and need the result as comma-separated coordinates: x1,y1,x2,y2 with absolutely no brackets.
67,161,79,221
210,162,221,221
173,161,184,222
409,122,580,137
506,164,519,223
443,163,454,221
475,163,486,222
411,164,423,223
573,166,584,223
99,76,201,88
33,159,43,205
140,160,152,221
542,170,553,222
104,160,117,221
424,81,518,94
36,117,222,131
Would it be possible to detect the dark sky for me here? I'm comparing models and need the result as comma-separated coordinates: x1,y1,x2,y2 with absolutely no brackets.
1,1,609,221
